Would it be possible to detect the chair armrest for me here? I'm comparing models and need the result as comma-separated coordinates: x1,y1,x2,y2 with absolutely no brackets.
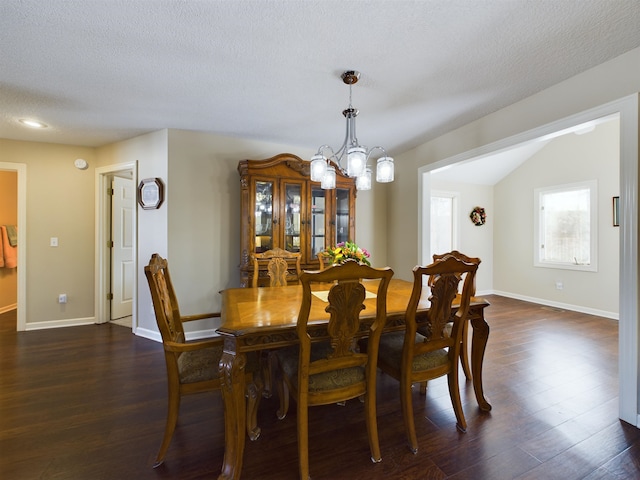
164,338,222,353
181,312,221,322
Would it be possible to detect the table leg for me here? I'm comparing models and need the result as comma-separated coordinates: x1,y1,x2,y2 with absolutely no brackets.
470,309,492,411
218,341,248,480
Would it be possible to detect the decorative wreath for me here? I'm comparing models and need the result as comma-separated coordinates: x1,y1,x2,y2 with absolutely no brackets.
470,206,486,226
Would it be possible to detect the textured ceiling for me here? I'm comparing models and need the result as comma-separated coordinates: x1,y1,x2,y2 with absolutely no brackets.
2,0,640,156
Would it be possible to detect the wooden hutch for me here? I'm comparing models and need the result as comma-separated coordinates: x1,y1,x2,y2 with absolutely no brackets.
238,153,356,287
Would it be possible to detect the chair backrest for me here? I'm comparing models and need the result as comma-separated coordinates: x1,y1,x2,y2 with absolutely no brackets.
317,251,330,270
407,256,479,355
296,261,394,391
252,247,302,287
144,253,186,344
431,250,481,296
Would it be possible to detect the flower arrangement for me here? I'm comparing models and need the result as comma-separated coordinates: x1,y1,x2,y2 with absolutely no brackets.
470,206,486,226
323,241,371,266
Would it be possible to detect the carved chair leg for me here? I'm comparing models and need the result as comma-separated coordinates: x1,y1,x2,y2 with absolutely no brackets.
460,320,472,380
276,373,289,420
419,381,428,395
402,381,418,454
297,399,310,480
448,369,467,433
154,384,181,468
260,350,273,398
364,391,382,463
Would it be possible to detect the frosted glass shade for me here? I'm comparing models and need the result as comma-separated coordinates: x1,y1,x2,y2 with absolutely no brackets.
346,147,366,177
310,154,327,182
356,167,372,191
321,165,336,189
376,157,394,183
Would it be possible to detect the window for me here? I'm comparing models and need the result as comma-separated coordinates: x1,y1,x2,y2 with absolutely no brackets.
430,191,458,259
534,180,597,271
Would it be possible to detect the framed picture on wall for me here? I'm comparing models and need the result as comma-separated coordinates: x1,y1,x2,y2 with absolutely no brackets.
138,177,164,210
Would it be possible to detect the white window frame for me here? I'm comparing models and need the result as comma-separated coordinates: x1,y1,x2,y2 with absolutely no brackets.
533,180,598,272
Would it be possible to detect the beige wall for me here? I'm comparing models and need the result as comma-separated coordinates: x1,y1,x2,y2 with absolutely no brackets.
494,119,619,317
428,119,619,315
4,46,637,333
389,46,639,424
163,130,381,337
93,129,382,337
0,140,96,326
0,129,383,334
0,170,18,311
390,47,640,280
96,130,169,334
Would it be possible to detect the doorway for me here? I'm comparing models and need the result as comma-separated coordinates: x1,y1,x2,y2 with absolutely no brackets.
418,94,639,426
95,162,137,331
430,190,459,260
110,173,135,327
0,162,26,331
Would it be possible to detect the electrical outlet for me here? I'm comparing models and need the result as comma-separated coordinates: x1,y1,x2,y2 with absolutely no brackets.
58,294,67,304
50,237,58,247
555,281,563,290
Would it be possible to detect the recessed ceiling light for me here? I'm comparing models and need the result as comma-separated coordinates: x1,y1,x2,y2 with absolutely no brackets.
19,118,48,129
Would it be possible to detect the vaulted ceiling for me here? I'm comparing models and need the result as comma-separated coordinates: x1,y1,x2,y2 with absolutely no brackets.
2,1,640,157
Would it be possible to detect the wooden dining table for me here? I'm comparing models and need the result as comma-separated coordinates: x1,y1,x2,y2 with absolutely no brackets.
215,278,491,480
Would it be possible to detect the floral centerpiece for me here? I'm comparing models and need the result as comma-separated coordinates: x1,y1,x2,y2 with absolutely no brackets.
323,241,371,266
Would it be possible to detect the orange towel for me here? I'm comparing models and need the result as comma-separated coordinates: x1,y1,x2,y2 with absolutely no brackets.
1,226,17,268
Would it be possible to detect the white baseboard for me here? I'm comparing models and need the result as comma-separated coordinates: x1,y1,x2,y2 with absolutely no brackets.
186,329,220,340
134,326,218,344
490,290,618,320
0,303,17,315
25,317,96,330
134,327,162,343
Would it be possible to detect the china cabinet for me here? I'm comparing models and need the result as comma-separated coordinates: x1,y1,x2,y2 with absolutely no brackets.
238,153,356,287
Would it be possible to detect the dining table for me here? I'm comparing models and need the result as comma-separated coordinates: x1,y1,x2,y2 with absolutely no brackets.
215,278,491,480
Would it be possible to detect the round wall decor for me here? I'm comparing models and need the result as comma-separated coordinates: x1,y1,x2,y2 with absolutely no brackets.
470,206,486,226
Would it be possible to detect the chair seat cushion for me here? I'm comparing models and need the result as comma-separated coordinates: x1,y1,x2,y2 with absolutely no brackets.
276,342,365,392
378,331,449,372
178,344,223,384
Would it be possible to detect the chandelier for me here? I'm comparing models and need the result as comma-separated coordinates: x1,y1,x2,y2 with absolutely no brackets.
310,70,394,191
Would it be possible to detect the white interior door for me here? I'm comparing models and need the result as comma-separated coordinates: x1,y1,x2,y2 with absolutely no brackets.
111,176,134,320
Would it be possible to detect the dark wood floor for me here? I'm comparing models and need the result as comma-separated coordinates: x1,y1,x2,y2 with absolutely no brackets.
1,295,639,479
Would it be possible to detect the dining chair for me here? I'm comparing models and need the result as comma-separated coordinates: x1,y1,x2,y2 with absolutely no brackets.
144,253,262,468
316,251,330,270
274,261,394,479
424,250,481,387
376,255,478,453
251,248,303,397
252,247,302,287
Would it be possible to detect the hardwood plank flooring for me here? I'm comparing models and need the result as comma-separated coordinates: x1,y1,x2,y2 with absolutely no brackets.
1,295,639,479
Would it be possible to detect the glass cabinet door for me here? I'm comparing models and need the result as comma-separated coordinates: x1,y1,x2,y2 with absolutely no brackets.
239,155,356,287
335,188,351,245
283,182,302,253
254,180,273,253
310,186,326,258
